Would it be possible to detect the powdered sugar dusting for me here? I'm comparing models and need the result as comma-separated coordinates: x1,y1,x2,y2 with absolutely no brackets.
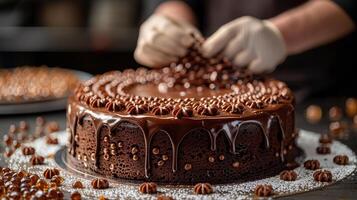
3,130,356,199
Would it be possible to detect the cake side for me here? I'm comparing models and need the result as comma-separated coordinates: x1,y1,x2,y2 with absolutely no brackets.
66,46,298,184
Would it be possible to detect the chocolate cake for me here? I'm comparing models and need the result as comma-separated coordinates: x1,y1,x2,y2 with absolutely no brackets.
66,45,298,184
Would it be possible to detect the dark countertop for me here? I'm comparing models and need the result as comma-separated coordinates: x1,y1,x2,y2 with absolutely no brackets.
0,96,356,199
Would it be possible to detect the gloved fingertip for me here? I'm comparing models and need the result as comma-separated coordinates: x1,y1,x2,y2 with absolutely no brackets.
201,43,215,58
180,36,194,47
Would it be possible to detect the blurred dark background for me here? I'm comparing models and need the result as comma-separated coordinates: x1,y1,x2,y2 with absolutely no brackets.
0,0,356,102
0,0,144,74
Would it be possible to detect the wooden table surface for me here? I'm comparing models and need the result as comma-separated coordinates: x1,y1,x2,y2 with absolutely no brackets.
0,97,356,199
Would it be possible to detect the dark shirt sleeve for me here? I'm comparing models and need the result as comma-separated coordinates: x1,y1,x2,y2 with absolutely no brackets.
333,0,357,24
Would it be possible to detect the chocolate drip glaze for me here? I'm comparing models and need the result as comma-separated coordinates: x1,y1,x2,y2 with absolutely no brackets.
68,99,293,178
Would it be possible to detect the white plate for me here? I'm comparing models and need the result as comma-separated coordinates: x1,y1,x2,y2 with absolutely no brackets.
0,69,92,114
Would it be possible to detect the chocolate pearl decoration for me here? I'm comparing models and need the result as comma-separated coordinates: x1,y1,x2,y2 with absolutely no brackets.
208,156,215,163
157,160,165,167
333,155,349,165
72,181,84,189
316,145,331,155
221,102,244,114
219,155,225,161
22,146,35,156
89,96,107,108
139,182,157,194
127,104,148,115
196,104,219,116
152,147,160,155
30,155,44,165
184,163,192,171
91,178,109,189
131,146,138,154
105,100,125,112
304,160,320,170
193,183,214,194
246,100,264,109
152,106,171,115
172,106,193,118
254,184,273,197
313,170,332,182
280,170,298,181
162,155,168,161
232,162,240,168
43,168,60,179
132,155,139,161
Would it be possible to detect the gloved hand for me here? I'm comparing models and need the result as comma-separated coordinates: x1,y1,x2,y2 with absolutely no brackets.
202,16,286,74
134,14,202,68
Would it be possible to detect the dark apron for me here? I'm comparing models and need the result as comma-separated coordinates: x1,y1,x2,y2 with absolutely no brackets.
202,0,357,101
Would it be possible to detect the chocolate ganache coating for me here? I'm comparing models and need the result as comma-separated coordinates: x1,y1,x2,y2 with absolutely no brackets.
66,45,298,184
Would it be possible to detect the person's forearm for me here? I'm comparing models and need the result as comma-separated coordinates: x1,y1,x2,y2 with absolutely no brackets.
270,0,355,55
155,0,197,25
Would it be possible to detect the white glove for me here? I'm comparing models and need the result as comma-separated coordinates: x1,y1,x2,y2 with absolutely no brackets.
134,14,202,68
202,16,286,74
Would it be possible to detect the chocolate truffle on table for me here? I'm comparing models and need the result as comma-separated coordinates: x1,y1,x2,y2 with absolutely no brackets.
304,160,320,170
306,105,322,124
66,44,298,184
